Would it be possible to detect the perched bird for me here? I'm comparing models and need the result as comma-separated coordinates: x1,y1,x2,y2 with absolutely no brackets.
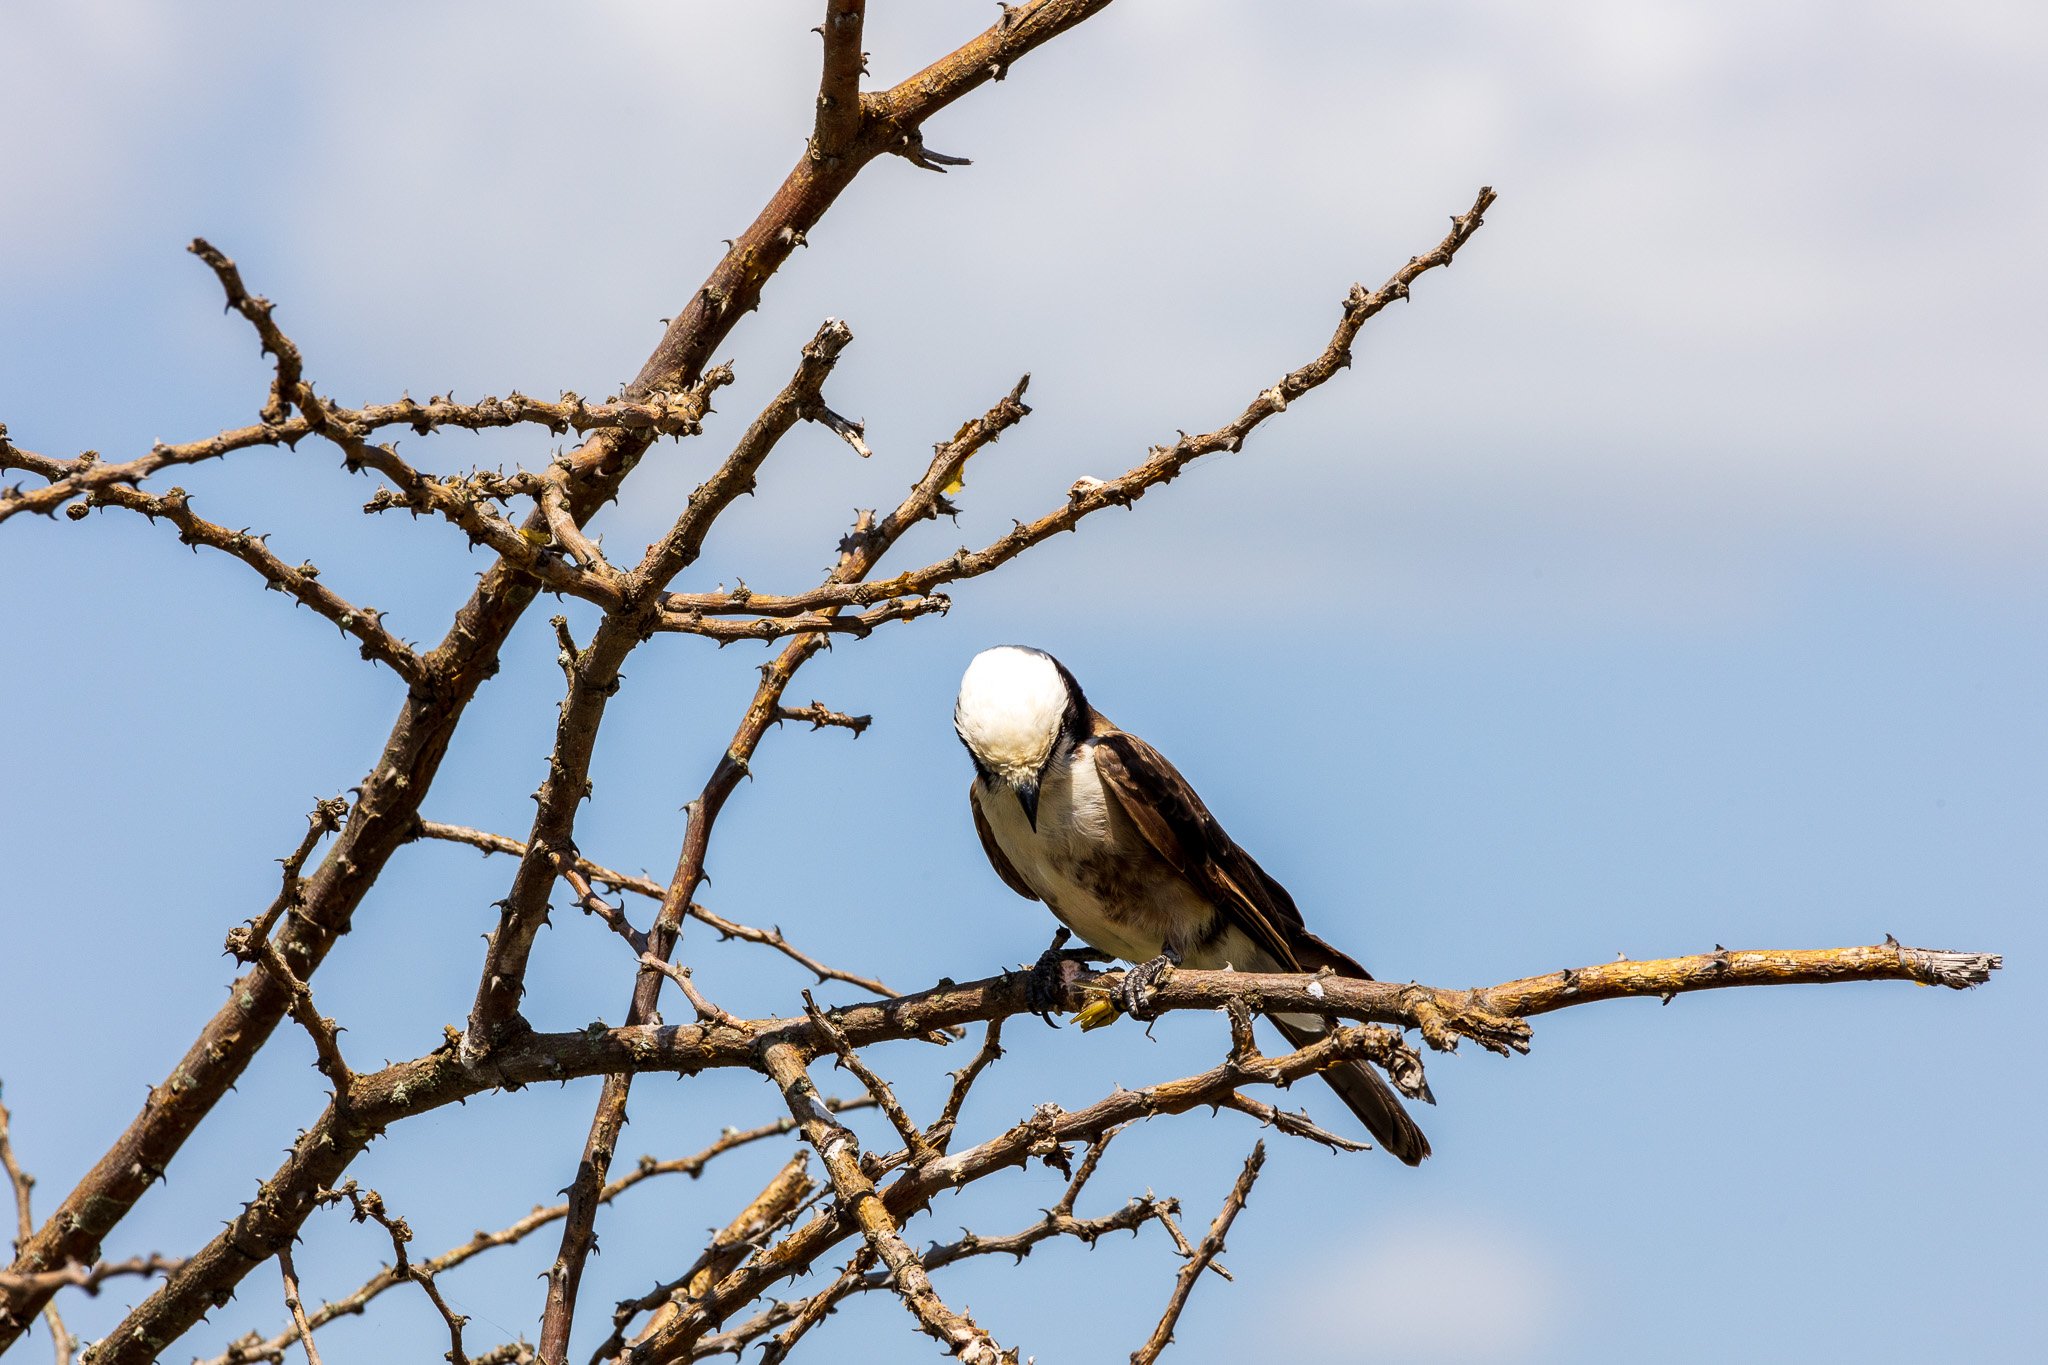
954,645,1430,1165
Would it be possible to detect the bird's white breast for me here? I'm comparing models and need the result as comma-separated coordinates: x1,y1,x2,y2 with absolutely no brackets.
977,746,1213,964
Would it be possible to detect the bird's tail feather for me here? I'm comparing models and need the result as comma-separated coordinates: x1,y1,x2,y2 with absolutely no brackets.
1272,1012,1431,1166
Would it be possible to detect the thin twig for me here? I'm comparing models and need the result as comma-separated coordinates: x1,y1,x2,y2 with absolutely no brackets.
1130,1143,1265,1364
274,1246,324,1365
195,1107,867,1365
925,1018,1004,1155
803,993,935,1164
411,821,897,996
315,1182,472,1365
66,483,427,684
757,1040,1007,1364
223,798,351,964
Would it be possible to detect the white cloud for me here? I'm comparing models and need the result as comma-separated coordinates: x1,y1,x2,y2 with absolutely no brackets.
1277,1212,1568,1360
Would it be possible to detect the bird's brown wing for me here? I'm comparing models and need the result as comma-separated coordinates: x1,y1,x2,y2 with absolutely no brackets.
1090,724,1371,977
1092,722,1425,1163
970,780,1040,901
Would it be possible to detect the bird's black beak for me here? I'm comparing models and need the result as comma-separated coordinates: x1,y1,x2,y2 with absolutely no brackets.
1017,780,1040,830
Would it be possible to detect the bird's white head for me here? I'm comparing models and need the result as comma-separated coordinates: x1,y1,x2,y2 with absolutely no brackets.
954,646,1081,789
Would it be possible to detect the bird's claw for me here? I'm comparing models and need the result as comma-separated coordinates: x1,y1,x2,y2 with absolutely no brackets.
1027,930,1102,1027
1114,952,1177,1021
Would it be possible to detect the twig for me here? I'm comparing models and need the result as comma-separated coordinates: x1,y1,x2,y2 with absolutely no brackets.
539,480,620,584
67,483,427,684
653,595,947,641
254,942,355,1107
560,860,649,955
411,821,897,996
1129,1144,1265,1365
639,956,741,1029
223,798,351,964
314,1182,473,1365
926,1019,1005,1155
0,1256,184,1302
274,1246,324,1365
803,993,935,1164
187,238,305,427
1217,1094,1369,1155
756,1040,1008,1364
771,701,872,736
195,1108,866,1365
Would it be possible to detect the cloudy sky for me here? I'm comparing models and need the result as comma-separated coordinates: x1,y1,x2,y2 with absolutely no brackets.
3,3,2042,1361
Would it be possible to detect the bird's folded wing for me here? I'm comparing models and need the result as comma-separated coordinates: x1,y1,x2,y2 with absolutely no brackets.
1089,727,1343,974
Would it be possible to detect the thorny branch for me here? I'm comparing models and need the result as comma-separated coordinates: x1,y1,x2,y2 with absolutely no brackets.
758,1040,1007,1365
606,1152,815,1363
314,1182,473,1365
0,4,2006,1365
410,820,897,996
1130,1144,1263,1365
197,1105,870,1365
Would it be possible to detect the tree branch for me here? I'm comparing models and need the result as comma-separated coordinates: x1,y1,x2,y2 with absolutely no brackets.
3,6,1127,1349
68,483,428,685
411,819,899,996
196,1106,866,1365
608,1152,814,1362
663,188,1493,622
757,1040,1007,1364
1130,1144,1263,1364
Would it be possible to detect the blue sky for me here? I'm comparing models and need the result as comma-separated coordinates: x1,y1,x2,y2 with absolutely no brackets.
2,3,2042,1361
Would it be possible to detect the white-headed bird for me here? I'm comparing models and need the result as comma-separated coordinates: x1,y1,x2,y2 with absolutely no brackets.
954,645,1429,1164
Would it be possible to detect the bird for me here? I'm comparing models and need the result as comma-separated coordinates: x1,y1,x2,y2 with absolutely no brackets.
953,644,1430,1165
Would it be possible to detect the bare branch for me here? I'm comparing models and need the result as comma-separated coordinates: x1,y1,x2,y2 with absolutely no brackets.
67,483,428,684
811,2,867,162
274,1246,325,1365
926,1019,1004,1155
561,860,650,956
772,701,872,736
1130,1144,1264,1364
257,941,355,1108
665,189,1494,622
803,993,936,1164
188,237,305,427
411,821,898,996
654,594,949,642
1217,1093,1370,1156
223,797,351,964
757,1039,1008,1364
639,955,741,1029
539,480,621,584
